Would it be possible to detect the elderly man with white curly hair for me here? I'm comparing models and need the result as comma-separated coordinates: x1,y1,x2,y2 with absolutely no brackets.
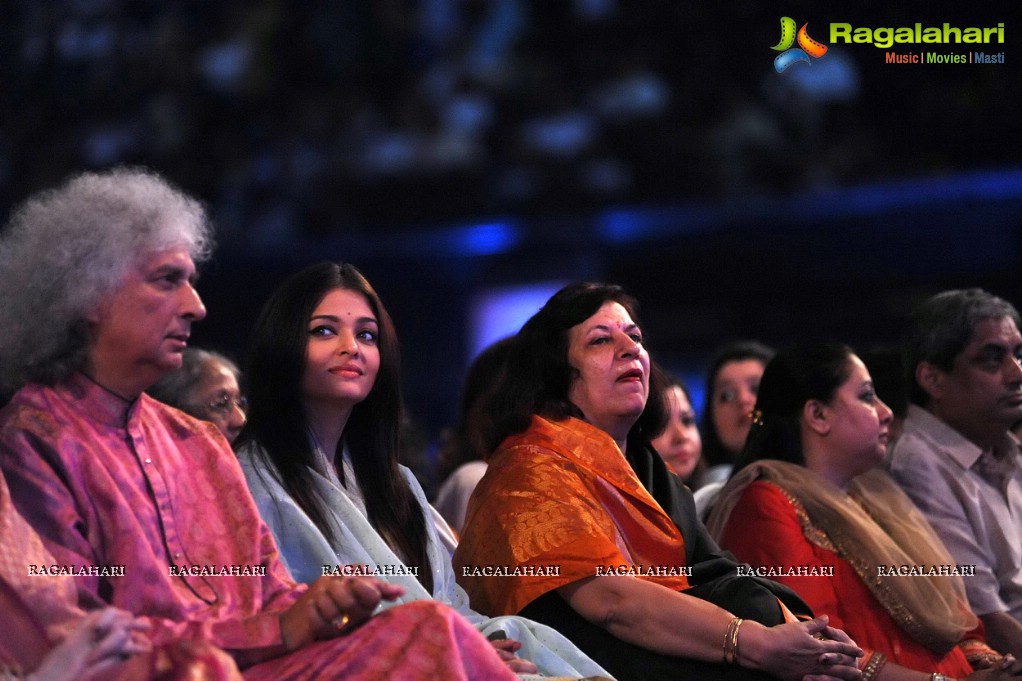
0,167,523,681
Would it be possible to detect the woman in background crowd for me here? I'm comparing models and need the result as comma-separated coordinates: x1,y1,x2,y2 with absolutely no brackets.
707,343,1020,681
453,283,863,681
700,341,773,485
236,262,611,679
147,347,247,444
434,337,515,532
650,366,703,484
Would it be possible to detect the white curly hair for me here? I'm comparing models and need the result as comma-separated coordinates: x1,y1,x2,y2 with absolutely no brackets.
0,167,213,393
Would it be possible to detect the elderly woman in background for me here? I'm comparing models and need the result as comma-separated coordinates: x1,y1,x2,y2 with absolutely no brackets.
650,365,703,483
148,347,247,444
700,341,774,485
707,343,1021,681
453,283,863,681
0,168,523,681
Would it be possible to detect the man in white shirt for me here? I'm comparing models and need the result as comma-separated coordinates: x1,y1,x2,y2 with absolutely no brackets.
890,288,1022,657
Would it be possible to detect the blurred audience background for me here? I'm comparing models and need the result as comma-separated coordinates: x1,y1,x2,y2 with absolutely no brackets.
1,1,1014,231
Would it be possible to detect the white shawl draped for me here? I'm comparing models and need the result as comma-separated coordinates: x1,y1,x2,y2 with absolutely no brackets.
237,442,611,679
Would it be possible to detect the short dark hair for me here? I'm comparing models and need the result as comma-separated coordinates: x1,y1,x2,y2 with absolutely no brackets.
905,288,1021,406
482,282,667,452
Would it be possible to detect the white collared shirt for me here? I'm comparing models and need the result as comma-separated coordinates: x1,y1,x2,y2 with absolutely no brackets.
889,405,1022,620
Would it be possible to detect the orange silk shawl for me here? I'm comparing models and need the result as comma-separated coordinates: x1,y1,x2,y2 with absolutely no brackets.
453,415,689,616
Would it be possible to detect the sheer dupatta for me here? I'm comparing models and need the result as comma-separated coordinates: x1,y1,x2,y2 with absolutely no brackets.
707,461,976,655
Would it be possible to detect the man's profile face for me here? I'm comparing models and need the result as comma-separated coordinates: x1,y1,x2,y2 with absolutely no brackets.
932,316,1022,440
87,244,206,397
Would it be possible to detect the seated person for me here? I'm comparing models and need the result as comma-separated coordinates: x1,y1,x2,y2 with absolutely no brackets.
707,343,1021,681
434,337,515,533
650,365,703,483
148,347,247,444
890,289,1022,658
237,262,610,678
453,283,864,681
0,168,521,681
700,341,774,486
1,461,240,680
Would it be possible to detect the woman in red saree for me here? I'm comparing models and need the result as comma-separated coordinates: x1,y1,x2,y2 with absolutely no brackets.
707,343,1021,681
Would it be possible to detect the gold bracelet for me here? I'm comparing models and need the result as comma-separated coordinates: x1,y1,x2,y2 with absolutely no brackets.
860,652,887,681
723,617,744,664
723,617,738,663
732,618,743,664
959,638,1003,669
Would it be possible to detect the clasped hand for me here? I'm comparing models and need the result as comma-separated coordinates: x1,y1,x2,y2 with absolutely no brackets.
280,574,405,651
746,615,864,681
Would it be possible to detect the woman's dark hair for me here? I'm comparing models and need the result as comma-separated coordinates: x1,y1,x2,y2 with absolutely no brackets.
482,282,667,453
436,336,516,482
649,363,698,443
700,340,775,468
658,367,695,412
733,342,855,475
652,363,707,486
238,262,432,591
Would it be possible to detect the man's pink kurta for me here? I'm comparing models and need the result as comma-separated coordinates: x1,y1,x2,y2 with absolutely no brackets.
0,461,79,671
0,374,517,680
1,374,299,666
0,442,242,680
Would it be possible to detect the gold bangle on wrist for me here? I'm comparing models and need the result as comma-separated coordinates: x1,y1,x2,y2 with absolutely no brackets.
723,617,743,665
859,652,887,681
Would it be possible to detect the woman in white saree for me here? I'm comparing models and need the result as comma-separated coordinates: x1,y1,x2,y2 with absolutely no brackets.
235,261,611,680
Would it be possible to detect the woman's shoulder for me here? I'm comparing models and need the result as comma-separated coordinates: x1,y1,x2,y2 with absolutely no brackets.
434,462,488,507
723,480,816,541
733,479,801,515
397,463,429,498
234,439,266,468
445,460,489,483
741,480,837,552
496,416,616,468
234,439,284,491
